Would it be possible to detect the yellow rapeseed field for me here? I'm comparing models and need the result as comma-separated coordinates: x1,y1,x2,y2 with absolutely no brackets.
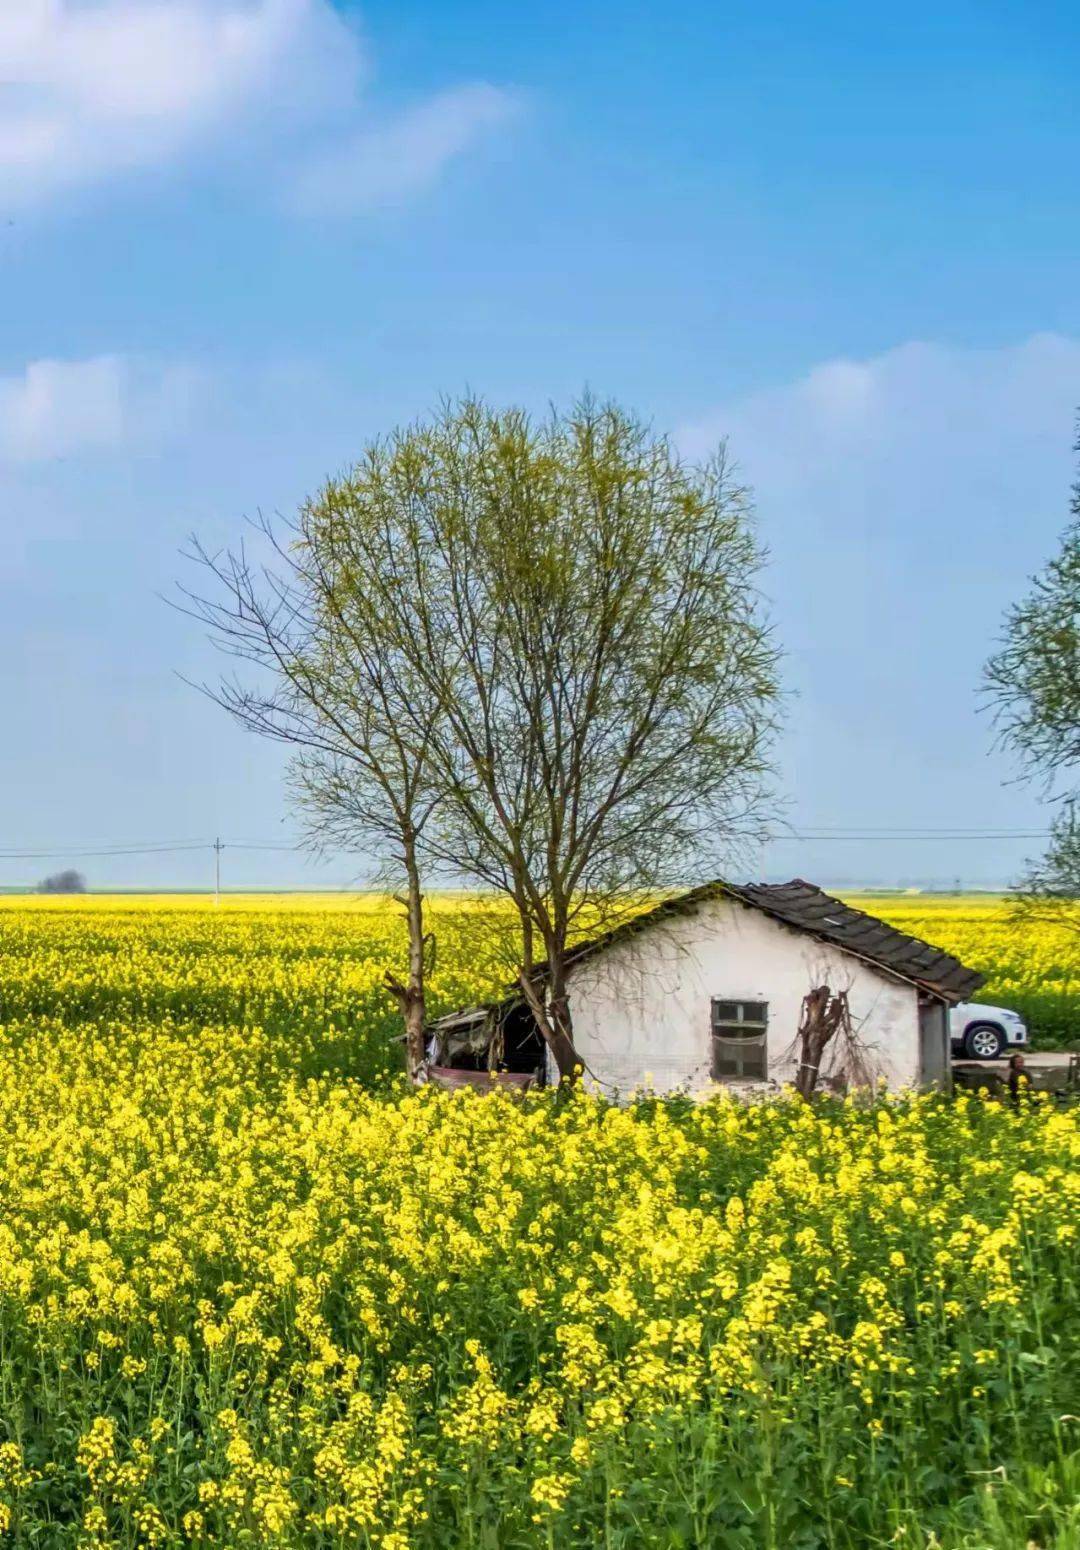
0,893,1076,1548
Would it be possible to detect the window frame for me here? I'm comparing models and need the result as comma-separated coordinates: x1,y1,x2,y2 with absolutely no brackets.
710,998,769,1081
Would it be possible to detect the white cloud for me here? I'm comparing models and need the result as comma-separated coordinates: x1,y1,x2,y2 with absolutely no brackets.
287,82,520,215
0,1,316,202
678,333,1080,578
676,334,1080,843
0,355,199,461
0,2,516,214
679,334,1080,472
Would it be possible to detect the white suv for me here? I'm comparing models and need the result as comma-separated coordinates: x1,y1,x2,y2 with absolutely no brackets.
950,1002,1029,1061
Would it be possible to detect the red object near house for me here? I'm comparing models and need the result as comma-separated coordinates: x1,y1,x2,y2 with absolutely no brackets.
427,1066,536,1093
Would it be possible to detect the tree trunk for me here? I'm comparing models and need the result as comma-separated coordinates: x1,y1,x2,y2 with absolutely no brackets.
795,984,848,1099
385,832,428,1083
517,933,583,1082
547,986,581,1081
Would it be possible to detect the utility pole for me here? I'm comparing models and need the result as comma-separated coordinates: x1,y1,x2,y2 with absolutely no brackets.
213,837,224,906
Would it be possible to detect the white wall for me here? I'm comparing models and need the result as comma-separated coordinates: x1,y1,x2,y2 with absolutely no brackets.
556,895,922,1097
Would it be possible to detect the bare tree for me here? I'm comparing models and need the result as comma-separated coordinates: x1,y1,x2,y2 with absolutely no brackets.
303,397,780,1078
178,514,444,1081
181,397,778,1083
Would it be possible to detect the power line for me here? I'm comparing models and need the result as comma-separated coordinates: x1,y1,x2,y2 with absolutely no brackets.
785,825,1049,836
780,831,1049,842
225,842,304,852
0,842,215,860
0,828,1053,862
0,840,309,860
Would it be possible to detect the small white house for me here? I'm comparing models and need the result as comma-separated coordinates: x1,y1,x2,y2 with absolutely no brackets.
429,880,983,1097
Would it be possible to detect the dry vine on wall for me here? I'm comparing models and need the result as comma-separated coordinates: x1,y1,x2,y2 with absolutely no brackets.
789,980,880,1098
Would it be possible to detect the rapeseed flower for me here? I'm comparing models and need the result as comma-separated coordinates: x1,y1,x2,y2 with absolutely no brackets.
0,893,1073,1546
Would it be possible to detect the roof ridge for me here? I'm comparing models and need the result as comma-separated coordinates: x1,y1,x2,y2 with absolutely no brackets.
720,880,982,1001
551,878,984,1003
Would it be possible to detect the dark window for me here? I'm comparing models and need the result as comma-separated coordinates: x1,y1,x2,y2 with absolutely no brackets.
711,999,768,1080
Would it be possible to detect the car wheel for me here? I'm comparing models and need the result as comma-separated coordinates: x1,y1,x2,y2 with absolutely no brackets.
964,1023,1005,1060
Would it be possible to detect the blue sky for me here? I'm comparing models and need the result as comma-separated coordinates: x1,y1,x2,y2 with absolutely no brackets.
2,0,1079,890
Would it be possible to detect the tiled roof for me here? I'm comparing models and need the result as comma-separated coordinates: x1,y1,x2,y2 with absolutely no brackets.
563,878,984,1003
721,880,984,1001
